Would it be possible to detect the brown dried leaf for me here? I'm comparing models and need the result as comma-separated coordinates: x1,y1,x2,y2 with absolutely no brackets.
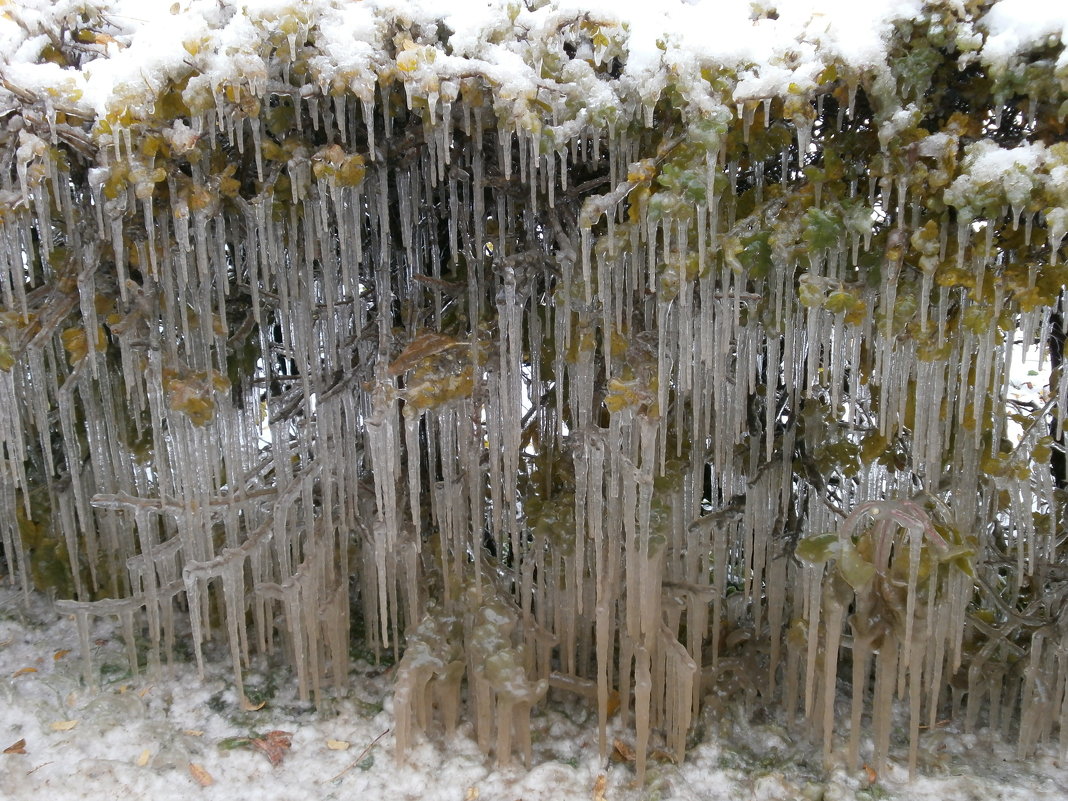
189,762,213,786
240,695,266,711
3,739,26,755
12,666,37,677
412,274,465,296
250,730,292,766
649,748,676,764
605,690,621,718
611,738,634,763
387,331,462,376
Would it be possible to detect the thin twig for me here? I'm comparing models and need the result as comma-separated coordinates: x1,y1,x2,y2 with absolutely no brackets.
327,728,390,782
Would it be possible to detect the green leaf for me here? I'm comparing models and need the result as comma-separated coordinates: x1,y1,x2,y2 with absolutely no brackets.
0,338,13,371
860,432,888,464
802,207,843,252
936,543,976,578
838,540,876,590
218,736,252,751
795,533,839,565
824,290,857,315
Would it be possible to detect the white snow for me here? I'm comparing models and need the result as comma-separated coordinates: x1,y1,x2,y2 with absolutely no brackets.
944,140,1051,221
1,0,1064,121
981,0,1068,73
3,588,1068,801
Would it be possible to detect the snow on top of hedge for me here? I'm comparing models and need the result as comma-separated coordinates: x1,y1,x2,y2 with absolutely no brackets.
0,0,1061,124
981,0,1068,73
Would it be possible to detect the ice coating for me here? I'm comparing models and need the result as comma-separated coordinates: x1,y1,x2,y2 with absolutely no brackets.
1,0,1068,779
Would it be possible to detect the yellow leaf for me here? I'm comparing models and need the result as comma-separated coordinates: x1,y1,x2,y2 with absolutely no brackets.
396,49,420,73
593,773,608,801
60,327,88,364
326,738,349,751
189,762,214,787
53,649,70,661
12,667,37,677
184,729,204,737
51,720,78,731
136,749,151,767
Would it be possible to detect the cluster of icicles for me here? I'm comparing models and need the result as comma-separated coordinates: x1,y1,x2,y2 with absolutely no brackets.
1,77,1066,782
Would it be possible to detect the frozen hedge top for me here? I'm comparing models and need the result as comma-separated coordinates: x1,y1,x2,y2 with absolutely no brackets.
0,0,1063,127
3,0,1068,786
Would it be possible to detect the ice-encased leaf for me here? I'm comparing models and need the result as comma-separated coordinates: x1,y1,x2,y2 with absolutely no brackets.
795,533,840,566
838,540,877,591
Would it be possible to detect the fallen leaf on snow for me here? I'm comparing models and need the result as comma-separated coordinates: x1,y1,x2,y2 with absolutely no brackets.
184,729,204,737
136,749,151,767
649,747,677,764
241,695,266,711
50,720,78,731
3,739,27,754
611,738,634,763
593,773,608,801
53,649,70,661
465,787,480,801
12,667,37,677
326,738,349,751
189,762,213,786
250,730,292,766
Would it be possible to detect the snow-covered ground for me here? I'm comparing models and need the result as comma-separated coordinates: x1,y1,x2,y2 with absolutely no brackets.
3,586,1068,801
